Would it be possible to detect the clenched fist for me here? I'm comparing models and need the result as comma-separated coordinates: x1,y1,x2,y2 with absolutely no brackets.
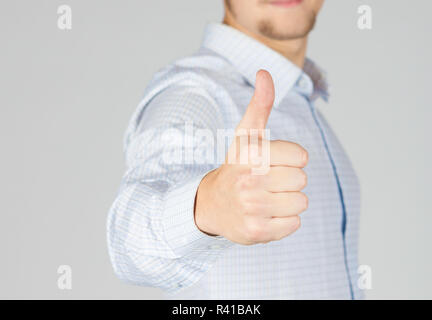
195,70,308,245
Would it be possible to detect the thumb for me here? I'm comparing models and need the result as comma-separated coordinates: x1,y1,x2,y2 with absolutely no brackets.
237,69,275,131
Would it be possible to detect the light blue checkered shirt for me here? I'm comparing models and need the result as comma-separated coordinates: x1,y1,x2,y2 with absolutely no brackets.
107,23,362,299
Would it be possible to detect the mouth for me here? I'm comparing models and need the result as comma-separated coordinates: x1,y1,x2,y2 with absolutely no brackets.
268,0,303,8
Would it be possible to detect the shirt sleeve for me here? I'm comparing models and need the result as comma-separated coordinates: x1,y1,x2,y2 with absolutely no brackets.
107,84,234,293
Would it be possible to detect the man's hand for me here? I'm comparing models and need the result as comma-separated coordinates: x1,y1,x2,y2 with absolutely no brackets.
195,70,309,245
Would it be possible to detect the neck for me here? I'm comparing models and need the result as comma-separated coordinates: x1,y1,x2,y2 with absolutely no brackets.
223,13,308,68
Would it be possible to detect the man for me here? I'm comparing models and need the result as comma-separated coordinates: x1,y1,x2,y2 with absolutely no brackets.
107,0,362,299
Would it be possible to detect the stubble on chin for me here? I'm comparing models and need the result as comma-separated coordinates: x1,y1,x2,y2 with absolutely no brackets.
257,13,317,40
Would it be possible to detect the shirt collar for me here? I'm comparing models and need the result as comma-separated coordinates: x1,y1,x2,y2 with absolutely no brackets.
201,23,329,107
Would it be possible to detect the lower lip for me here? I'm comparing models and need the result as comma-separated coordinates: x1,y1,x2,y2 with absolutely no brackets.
269,0,303,8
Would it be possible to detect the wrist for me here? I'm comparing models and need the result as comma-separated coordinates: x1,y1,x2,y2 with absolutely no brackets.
194,169,220,236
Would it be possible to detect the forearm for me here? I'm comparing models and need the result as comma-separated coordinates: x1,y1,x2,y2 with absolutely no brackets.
107,175,232,292
107,84,234,292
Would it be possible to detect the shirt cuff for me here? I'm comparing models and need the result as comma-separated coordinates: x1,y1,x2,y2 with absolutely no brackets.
162,171,233,258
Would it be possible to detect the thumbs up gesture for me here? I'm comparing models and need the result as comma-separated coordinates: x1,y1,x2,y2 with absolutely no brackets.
195,70,309,245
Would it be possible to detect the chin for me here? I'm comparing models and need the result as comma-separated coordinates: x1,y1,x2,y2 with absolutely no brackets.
258,16,316,40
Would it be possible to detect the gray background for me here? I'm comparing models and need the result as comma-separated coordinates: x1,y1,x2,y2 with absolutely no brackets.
1,0,431,299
